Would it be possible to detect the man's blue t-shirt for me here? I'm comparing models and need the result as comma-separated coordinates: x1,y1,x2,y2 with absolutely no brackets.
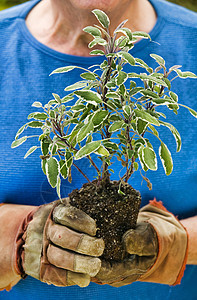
0,0,197,299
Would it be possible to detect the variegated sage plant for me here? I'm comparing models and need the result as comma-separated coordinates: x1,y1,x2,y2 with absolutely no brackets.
12,10,197,198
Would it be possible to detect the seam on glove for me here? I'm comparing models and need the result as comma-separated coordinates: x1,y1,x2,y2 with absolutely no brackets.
173,223,189,285
15,209,37,278
140,199,188,285
149,199,189,285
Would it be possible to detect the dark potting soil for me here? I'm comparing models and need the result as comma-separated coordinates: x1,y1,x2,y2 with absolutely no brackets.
69,179,141,261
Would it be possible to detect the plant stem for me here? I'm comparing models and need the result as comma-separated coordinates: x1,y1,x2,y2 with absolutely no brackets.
73,162,91,183
87,155,101,175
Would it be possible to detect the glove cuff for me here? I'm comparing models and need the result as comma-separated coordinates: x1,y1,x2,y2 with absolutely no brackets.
0,203,37,291
138,199,188,286
23,201,55,280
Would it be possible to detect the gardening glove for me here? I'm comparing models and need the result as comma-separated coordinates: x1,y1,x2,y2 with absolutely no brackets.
92,199,188,287
0,199,104,291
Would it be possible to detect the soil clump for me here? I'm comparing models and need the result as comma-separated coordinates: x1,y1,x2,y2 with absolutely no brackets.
69,177,141,261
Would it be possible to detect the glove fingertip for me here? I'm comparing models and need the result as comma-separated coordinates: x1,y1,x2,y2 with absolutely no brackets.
53,204,97,236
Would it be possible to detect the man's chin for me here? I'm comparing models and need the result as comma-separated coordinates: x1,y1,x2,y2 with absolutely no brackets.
65,0,124,12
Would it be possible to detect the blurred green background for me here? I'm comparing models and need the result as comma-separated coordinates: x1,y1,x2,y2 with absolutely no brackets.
0,0,196,12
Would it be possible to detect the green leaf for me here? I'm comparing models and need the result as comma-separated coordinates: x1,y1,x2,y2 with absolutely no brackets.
159,142,173,175
169,65,182,72
115,36,128,48
56,177,61,199
132,31,151,40
61,95,74,103
92,9,110,29
86,135,93,144
134,162,139,171
167,102,179,114
123,105,132,118
80,72,96,81
159,120,181,152
140,90,159,98
64,81,87,91
129,87,144,96
108,121,124,132
169,91,178,102
150,98,175,106
15,124,27,139
52,93,61,104
136,118,148,135
28,112,48,120
92,111,108,126
88,37,107,48
72,104,86,111
102,140,119,150
24,146,38,159
41,159,47,175
174,69,197,79
188,107,197,118
138,145,148,172
75,141,101,160
11,136,27,148
59,160,68,179
75,90,102,105
50,66,76,75
77,121,94,142
89,49,105,56
28,121,43,128
49,110,55,119
106,92,120,99
109,114,122,122
83,26,102,37
94,24,110,39
41,137,51,155
116,71,128,85
156,112,166,119
32,101,42,108
46,157,60,188
128,73,168,87
65,150,73,168
135,110,160,126
117,51,135,66
163,78,171,90
130,81,136,88
95,145,110,156
150,54,165,66
135,58,153,73
51,144,58,156
127,149,134,159
148,124,159,137
119,84,126,96
142,147,157,171
115,28,132,39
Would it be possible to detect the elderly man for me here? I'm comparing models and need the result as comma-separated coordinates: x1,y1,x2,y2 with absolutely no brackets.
0,0,196,299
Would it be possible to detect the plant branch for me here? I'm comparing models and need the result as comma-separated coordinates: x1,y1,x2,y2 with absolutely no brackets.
87,155,101,175
73,162,91,183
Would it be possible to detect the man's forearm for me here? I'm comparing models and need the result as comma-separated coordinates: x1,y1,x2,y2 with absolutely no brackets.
181,216,197,265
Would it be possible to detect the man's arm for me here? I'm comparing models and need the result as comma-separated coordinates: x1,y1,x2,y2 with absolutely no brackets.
181,216,197,265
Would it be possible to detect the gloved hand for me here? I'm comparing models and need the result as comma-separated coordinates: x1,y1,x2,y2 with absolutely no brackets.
92,199,188,287
0,199,104,291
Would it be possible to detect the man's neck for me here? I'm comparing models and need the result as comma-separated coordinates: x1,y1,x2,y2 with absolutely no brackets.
26,0,157,56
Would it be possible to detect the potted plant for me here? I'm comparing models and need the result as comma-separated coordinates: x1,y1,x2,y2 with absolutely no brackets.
12,10,197,261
